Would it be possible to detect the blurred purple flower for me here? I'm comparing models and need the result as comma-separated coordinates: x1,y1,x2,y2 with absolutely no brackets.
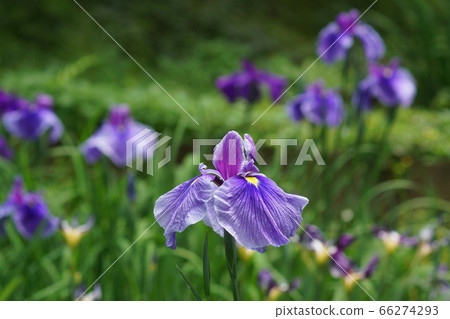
286,81,344,127
80,105,156,167
299,224,355,264
317,9,385,64
373,226,419,253
2,93,64,143
154,131,308,251
258,269,300,300
0,177,59,239
0,135,13,160
216,61,286,104
330,251,379,291
353,59,416,110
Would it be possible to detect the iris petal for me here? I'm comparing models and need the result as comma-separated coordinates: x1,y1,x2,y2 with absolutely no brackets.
353,23,385,61
154,174,217,249
212,131,245,180
214,174,308,251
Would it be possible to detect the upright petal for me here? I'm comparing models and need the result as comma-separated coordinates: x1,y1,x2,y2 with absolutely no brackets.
154,174,217,249
212,131,245,180
214,174,308,251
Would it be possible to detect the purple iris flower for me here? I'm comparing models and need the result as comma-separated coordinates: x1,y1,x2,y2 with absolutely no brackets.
317,9,385,64
299,224,355,264
216,61,287,104
353,59,416,110
258,269,300,300
80,105,156,167
2,93,64,143
330,251,379,291
0,135,13,160
286,81,344,127
154,131,309,251
0,177,59,239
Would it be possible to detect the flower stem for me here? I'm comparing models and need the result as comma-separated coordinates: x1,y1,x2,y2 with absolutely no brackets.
224,230,239,301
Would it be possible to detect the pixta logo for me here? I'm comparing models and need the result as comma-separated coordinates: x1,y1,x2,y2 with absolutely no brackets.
126,129,172,175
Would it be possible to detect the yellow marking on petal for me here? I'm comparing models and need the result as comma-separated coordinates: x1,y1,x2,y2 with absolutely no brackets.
245,176,259,186
191,177,200,185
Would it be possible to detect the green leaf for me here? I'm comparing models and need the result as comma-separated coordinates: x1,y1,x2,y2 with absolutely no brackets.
176,265,202,301
224,230,239,301
203,231,210,298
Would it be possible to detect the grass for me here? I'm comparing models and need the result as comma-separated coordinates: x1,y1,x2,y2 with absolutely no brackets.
0,52,449,300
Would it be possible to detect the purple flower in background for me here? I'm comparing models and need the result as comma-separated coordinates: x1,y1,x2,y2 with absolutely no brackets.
317,9,385,64
2,93,64,143
0,177,59,239
0,135,13,160
353,59,416,110
330,251,379,291
373,227,418,253
286,81,344,127
258,270,300,300
216,61,286,104
80,105,156,167
154,131,309,251
299,224,355,264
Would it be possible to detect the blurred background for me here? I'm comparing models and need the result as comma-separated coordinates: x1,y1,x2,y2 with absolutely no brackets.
0,0,449,301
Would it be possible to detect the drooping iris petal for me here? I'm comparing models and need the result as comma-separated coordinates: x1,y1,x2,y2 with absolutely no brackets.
154,174,217,249
214,174,308,251
216,75,239,103
3,108,64,143
352,77,375,111
286,94,305,122
330,251,354,277
259,72,287,101
80,106,155,167
353,24,385,61
0,135,13,160
212,131,245,180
